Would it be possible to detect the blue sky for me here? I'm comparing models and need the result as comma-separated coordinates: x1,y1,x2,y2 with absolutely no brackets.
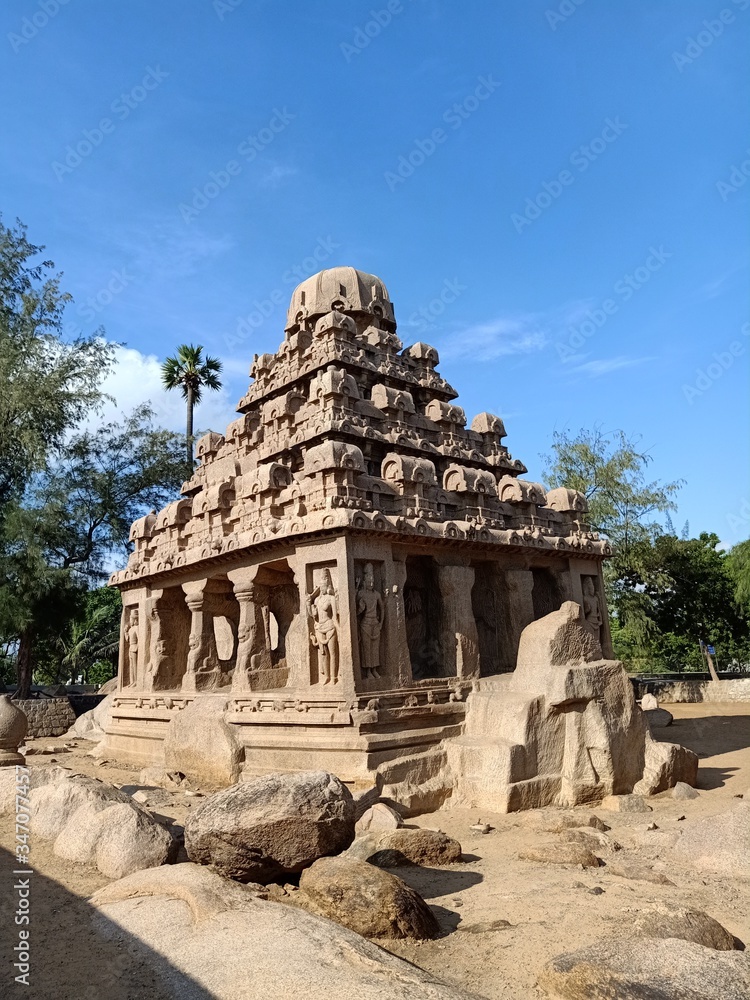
2,0,748,544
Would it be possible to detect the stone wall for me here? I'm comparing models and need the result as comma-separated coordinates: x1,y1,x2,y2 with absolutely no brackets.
13,698,76,738
656,679,750,703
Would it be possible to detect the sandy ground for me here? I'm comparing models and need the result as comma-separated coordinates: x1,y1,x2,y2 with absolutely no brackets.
1,701,748,1000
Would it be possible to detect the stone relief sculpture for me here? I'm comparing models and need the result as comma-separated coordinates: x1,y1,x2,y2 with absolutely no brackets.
126,609,139,688
306,570,339,684
357,563,384,680
582,576,603,645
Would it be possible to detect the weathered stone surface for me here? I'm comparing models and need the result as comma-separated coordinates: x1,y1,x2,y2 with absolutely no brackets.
28,773,175,878
519,843,601,868
634,735,698,796
560,828,621,852
91,864,476,998
448,602,696,815
632,906,738,950
673,781,700,800
606,862,675,886
345,828,463,867
525,812,610,834
672,803,750,876
184,770,354,883
644,707,673,728
601,793,651,813
539,936,750,1000
641,692,658,710
66,693,114,742
356,801,403,834
0,694,28,765
0,764,71,813
163,698,243,789
299,855,441,940
11,696,74,740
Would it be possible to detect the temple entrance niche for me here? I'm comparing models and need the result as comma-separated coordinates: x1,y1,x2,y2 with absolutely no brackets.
403,555,445,679
471,562,516,676
255,560,299,690
531,567,564,620
145,586,191,690
181,577,238,693
305,561,340,686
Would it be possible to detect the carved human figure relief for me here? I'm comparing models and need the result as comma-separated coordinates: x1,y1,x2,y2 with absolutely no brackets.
306,569,339,684
357,563,384,680
582,576,603,643
126,609,139,687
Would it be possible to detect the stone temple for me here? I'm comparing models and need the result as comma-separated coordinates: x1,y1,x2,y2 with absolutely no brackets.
105,265,677,809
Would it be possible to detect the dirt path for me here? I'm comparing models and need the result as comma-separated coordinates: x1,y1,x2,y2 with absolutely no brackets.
1,702,748,1000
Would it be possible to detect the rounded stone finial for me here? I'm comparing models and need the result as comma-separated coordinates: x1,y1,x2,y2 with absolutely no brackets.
0,695,28,766
285,266,396,332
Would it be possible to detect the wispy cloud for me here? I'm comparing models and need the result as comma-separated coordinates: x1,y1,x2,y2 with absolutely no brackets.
259,163,298,188
111,218,234,280
562,355,655,379
693,260,747,302
436,300,592,362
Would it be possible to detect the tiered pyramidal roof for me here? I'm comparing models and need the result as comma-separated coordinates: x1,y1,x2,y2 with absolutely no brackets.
113,266,609,585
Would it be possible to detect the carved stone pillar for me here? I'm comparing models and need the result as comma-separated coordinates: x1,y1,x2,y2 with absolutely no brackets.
228,574,271,694
505,568,535,668
436,561,479,679
385,556,411,686
181,581,220,693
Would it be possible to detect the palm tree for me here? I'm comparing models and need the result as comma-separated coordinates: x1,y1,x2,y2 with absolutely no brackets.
160,344,223,465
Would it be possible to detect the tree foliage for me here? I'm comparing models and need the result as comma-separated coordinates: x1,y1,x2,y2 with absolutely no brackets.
161,343,222,464
543,427,750,673
543,427,682,552
0,216,114,513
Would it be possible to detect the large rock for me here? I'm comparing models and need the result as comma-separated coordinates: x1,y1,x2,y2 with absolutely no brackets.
345,828,462,867
641,692,659,710
539,936,750,1000
601,793,651,813
519,843,601,868
672,802,750,876
356,801,402,834
163,698,243,789
184,770,354,883
28,773,176,878
90,864,477,999
633,734,698,796
299,855,441,940
65,692,114,742
644,707,673,728
632,906,738,950
446,602,697,814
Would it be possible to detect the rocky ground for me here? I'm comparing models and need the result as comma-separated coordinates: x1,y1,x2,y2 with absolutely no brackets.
1,701,748,1000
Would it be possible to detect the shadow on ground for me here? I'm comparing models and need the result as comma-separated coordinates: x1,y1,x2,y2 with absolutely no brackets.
0,846,213,1000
